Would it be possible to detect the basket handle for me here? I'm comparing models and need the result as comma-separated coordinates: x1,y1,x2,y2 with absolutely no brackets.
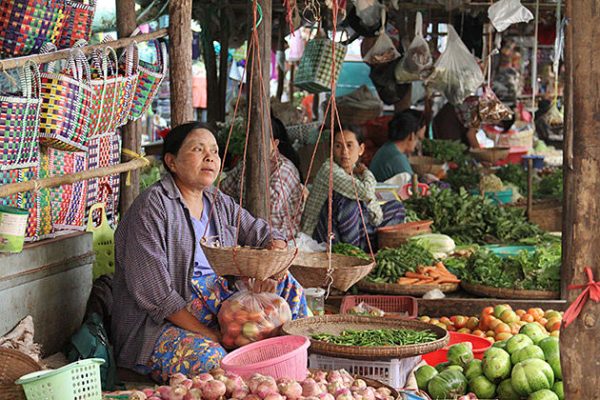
12,61,42,167
86,203,109,232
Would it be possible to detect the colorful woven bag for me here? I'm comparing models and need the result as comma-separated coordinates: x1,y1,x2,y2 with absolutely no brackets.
57,0,96,49
41,147,88,230
86,132,120,226
38,43,94,151
0,166,52,241
0,61,42,171
125,28,168,121
295,37,347,93
115,42,139,127
0,0,66,57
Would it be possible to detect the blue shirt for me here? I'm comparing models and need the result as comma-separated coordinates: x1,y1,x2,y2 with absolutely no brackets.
191,195,216,277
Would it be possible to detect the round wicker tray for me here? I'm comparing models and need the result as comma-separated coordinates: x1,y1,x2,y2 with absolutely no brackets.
201,239,298,281
356,279,460,296
282,315,448,360
290,252,375,292
376,220,433,250
0,348,42,400
461,282,560,300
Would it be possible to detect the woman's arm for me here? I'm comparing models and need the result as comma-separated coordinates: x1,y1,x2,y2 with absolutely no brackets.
167,309,221,341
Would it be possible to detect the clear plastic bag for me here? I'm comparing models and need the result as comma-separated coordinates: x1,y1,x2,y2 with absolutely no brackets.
353,0,384,28
478,85,513,124
426,25,484,105
488,0,534,32
542,103,564,127
218,280,292,349
394,12,433,83
363,31,401,65
347,301,386,317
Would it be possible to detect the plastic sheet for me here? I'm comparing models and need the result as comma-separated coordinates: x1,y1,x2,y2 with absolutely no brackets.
488,0,534,32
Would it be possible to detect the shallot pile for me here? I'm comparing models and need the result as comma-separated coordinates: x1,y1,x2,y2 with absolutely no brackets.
127,368,396,400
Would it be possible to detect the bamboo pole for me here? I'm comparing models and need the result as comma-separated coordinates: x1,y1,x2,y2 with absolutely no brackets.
0,159,149,198
0,29,168,71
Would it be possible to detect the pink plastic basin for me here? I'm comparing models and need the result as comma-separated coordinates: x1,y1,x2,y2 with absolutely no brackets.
221,335,310,381
422,332,492,366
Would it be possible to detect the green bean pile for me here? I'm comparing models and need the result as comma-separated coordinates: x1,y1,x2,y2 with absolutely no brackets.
312,328,438,347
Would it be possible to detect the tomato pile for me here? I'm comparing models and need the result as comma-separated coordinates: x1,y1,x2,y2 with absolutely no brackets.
419,304,562,343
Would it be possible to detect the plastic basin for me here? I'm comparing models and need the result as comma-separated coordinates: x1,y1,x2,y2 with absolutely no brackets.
221,335,310,381
522,155,545,169
422,332,491,366
469,188,513,205
484,245,536,258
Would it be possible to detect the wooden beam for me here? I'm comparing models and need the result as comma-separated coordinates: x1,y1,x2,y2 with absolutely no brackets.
561,0,600,397
169,0,194,125
246,0,272,220
116,0,143,215
0,29,167,71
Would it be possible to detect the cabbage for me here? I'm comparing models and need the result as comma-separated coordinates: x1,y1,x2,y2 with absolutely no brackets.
409,234,456,255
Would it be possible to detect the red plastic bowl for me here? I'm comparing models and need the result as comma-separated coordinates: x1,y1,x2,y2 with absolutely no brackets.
422,332,491,366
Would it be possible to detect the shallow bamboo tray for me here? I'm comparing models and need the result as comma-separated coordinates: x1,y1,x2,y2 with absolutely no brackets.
0,348,42,400
201,239,297,281
356,279,459,297
283,315,448,360
470,147,510,163
409,156,445,176
461,281,560,300
377,220,433,249
290,252,375,291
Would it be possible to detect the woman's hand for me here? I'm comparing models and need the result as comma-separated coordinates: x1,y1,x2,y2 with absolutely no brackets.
167,308,222,342
353,163,367,175
267,239,287,250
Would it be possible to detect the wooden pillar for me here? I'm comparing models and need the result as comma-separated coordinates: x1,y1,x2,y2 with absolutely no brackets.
246,0,272,219
218,8,230,123
560,0,600,397
116,0,142,214
169,0,194,126
276,13,286,101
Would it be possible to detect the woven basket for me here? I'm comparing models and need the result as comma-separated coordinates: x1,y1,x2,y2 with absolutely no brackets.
337,104,382,125
201,239,298,281
287,122,321,146
289,252,375,292
461,282,560,300
282,315,448,360
469,147,510,163
409,156,444,177
377,220,433,249
0,348,42,400
356,279,459,297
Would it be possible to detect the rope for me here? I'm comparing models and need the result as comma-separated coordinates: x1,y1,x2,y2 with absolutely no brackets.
563,267,600,328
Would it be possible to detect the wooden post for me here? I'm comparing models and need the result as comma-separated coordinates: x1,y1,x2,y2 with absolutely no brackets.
246,0,272,219
169,0,194,125
201,17,219,123
116,0,142,215
218,8,230,122
560,0,600,397
276,13,286,101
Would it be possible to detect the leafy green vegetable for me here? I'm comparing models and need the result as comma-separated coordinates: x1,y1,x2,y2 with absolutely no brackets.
367,243,435,283
536,169,563,200
446,163,481,191
312,328,438,346
332,242,371,260
495,164,528,194
422,139,471,164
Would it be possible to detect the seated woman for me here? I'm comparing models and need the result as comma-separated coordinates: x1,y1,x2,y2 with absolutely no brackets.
111,122,307,383
221,116,305,239
301,126,405,251
369,109,427,182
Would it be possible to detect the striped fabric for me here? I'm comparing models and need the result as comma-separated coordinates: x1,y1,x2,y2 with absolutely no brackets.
111,173,285,370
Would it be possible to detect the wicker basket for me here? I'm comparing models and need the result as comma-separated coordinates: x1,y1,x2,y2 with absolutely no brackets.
337,104,382,125
356,279,459,296
377,220,433,249
461,282,560,300
289,252,375,292
200,239,298,281
469,147,510,163
0,348,42,400
282,315,448,360
409,156,444,177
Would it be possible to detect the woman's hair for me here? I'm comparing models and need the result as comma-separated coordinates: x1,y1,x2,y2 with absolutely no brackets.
388,109,426,142
162,121,216,173
332,123,366,145
271,116,304,182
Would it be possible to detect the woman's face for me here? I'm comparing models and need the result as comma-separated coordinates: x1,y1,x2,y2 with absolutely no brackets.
333,130,364,172
166,128,221,190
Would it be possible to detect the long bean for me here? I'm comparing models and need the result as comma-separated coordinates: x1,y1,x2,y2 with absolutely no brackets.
312,328,438,346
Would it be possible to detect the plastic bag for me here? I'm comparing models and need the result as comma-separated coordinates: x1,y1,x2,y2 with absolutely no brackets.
347,301,386,317
363,32,401,65
426,25,484,105
478,85,513,124
542,103,564,127
488,0,534,32
294,232,326,253
369,58,411,105
353,0,384,28
394,12,433,83
217,280,292,349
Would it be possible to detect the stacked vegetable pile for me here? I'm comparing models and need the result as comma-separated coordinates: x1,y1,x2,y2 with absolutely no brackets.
462,245,561,292
415,323,563,399
420,304,562,343
127,368,397,400
422,139,471,165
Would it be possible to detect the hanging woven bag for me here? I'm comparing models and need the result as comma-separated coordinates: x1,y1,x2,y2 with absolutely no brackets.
57,0,96,48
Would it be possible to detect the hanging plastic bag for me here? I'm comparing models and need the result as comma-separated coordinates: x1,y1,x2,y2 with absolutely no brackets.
369,58,411,105
396,12,433,83
352,0,384,29
363,9,400,65
488,0,534,32
426,25,484,105
455,95,481,128
478,85,513,124
217,280,292,349
542,103,563,127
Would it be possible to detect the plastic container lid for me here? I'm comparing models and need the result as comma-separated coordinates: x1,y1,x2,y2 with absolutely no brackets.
304,288,326,297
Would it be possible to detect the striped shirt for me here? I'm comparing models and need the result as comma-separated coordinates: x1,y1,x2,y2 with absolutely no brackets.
111,173,284,370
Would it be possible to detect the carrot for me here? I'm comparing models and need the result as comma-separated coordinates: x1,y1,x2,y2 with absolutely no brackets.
414,279,435,285
405,272,431,280
397,278,419,285
437,278,461,284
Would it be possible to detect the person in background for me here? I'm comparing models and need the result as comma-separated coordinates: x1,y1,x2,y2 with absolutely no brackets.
432,102,480,149
369,110,427,182
301,125,405,251
221,116,305,239
111,122,307,383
